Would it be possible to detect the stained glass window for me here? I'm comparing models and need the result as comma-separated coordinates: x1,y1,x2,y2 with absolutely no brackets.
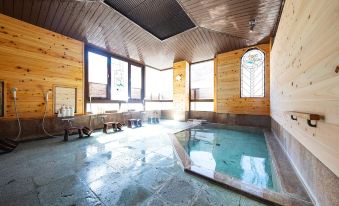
241,49,265,97
111,58,128,101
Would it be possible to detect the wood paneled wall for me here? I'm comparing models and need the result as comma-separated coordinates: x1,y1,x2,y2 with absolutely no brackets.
215,44,270,115
0,14,84,119
270,0,339,176
173,61,189,120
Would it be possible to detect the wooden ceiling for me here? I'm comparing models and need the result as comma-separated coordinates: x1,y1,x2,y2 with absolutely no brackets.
0,0,283,69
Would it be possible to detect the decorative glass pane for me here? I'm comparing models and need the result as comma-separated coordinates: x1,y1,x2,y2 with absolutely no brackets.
89,83,107,98
131,65,142,99
190,102,214,111
241,49,265,97
54,86,77,113
191,61,214,100
111,58,128,101
145,102,173,111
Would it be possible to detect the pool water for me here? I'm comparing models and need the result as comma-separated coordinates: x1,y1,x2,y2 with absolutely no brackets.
175,124,278,191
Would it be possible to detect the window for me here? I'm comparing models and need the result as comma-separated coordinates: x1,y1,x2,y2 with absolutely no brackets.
144,67,173,110
85,46,145,106
130,65,142,99
191,61,214,100
88,52,108,98
241,49,265,97
145,67,173,100
111,58,128,101
190,60,214,111
145,67,161,100
161,69,173,100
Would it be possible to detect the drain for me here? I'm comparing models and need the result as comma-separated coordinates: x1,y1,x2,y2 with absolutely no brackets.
216,143,220,146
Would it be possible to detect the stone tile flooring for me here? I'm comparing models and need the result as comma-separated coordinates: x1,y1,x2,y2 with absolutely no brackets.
0,121,268,206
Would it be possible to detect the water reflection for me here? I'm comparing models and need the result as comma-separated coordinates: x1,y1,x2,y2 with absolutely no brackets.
241,155,269,188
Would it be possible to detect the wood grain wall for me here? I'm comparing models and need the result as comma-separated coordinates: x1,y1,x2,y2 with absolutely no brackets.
215,44,270,115
173,61,189,120
270,0,339,176
0,13,84,119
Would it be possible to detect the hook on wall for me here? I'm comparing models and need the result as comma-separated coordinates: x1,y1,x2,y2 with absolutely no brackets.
287,111,321,128
307,119,317,127
291,115,297,120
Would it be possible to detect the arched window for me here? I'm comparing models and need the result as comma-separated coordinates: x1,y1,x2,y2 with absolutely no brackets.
241,48,265,97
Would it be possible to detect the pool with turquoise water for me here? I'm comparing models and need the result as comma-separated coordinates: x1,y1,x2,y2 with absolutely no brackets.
175,123,279,191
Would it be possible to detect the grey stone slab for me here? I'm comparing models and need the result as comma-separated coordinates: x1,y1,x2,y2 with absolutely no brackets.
0,192,41,206
157,176,202,205
239,196,268,206
75,161,120,184
135,166,172,192
142,196,174,206
0,176,36,201
192,186,242,206
89,176,152,206
152,156,183,175
37,175,101,206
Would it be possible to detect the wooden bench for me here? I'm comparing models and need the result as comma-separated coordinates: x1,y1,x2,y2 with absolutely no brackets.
103,122,122,133
127,119,142,128
64,126,92,141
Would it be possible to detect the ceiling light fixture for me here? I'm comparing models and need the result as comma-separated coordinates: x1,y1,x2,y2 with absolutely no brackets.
249,19,256,32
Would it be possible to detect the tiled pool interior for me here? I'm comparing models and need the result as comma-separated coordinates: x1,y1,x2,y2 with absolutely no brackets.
175,124,279,191
0,121,269,206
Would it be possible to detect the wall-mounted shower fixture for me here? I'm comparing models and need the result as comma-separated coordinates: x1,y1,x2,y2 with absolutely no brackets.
11,88,17,99
42,90,57,138
44,91,51,102
0,87,21,153
249,19,256,32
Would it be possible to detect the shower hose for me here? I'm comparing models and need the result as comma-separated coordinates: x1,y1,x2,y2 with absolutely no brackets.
13,97,22,140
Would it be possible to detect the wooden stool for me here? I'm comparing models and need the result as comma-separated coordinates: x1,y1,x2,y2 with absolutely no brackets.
64,126,84,141
127,119,142,128
103,122,122,133
148,117,159,124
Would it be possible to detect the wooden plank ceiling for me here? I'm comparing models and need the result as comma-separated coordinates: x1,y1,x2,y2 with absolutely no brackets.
0,0,283,69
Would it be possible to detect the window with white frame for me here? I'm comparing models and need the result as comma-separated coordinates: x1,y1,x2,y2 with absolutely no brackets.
240,49,265,98
88,52,108,98
190,61,214,100
190,60,214,111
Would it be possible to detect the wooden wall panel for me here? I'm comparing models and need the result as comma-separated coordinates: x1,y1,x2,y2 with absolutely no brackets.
0,13,84,119
270,0,339,176
215,44,270,115
173,61,189,119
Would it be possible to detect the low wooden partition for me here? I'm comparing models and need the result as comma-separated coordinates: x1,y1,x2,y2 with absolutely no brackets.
0,111,160,141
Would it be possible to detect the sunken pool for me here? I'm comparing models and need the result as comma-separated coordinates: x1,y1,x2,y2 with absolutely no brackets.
173,123,280,191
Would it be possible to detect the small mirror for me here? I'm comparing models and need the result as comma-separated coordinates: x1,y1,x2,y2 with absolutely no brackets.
53,85,77,114
0,81,4,117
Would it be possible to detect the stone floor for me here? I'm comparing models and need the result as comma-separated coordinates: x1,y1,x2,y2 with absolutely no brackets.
0,120,268,206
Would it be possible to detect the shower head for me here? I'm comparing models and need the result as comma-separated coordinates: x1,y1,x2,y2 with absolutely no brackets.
11,88,17,100
45,91,51,102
